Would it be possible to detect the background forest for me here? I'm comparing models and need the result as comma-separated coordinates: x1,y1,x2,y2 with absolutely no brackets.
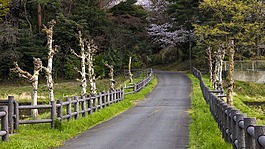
1,0,265,82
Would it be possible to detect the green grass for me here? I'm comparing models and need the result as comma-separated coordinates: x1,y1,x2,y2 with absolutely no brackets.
0,77,157,149
188,74,231,149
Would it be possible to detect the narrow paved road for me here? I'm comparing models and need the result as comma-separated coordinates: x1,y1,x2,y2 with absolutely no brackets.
58,71,191,149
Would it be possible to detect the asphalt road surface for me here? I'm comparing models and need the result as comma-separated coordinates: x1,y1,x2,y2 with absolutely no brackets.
57,71,191,149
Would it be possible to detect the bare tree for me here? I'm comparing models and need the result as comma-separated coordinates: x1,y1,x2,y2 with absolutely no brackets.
42,19,58,101
70,31,87,96
227,40,235,106
10,58,42,119
105,63,115,91
128,57,133,83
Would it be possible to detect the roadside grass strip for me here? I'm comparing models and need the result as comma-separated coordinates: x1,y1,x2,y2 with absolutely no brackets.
188,74,231,149
0,77,157,149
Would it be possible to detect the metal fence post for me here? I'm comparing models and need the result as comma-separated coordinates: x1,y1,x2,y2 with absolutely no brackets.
244,118,256,149
8,96,14,134
0,106,8,141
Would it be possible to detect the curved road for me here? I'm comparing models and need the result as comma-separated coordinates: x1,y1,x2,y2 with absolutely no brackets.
58,71,191,149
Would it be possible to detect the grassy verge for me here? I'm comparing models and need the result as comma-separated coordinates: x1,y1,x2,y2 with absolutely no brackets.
0,77,157,149
188,74,231,149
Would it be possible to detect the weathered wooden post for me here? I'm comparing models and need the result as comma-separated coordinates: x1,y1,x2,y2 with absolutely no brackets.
235,113,246,148
222,104,228,140
8,96,14,134
0,106,8,141
67,98,72,120
102,92,105,108
14,101,19,130
92,95,97,112
98,93,102,110
255,126,265,149
57,100,63,121
225,107,233,143
51,100,56,128
230,109,240,148
74,96,79,119
88,95,92,114
244,118,256,148
81,96,86,117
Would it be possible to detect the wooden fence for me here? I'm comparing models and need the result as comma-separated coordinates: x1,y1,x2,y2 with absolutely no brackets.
0,69,154,141
0,106,8,141
193,67,265,149
124,69,153,94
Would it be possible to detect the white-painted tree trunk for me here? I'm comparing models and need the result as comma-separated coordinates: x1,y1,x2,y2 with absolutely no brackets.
215,45,226,91
10,57,42,119
42,19,57,101
71,31,87,96
227,40,235,106
128,57,133,83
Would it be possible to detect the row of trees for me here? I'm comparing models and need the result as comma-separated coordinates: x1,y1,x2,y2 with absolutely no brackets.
0,0,152,81
193,0,265,105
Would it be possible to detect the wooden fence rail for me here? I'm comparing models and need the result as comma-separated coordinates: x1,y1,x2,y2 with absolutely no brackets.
124,69,153,94
0,106,8,141
193,67,265,149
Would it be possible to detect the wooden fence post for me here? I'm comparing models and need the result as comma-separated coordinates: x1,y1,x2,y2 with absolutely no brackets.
0,106,8,141
14,101,19,131
51,100,56,128
67,98,72,121
8,96,14,134
106,91,110,106
225,107,233,143
236,113,246,149
81,96,86,117
222,104,228,141
230,109,240,148
98,93,102,110
102,92,105,108
57,100,63,121
88,95,92,114
244,118,256,149
255,126,265,149
74,96,79,119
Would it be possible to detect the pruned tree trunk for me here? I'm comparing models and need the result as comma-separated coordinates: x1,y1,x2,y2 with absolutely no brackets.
42,19,57,101
212,55,217,89
227,40,235,106
206,46,213,83
10,57,42,119
105,63,115,91
128,57,133,83
70,31,87,96
86,39,97,95
215,44,226,91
